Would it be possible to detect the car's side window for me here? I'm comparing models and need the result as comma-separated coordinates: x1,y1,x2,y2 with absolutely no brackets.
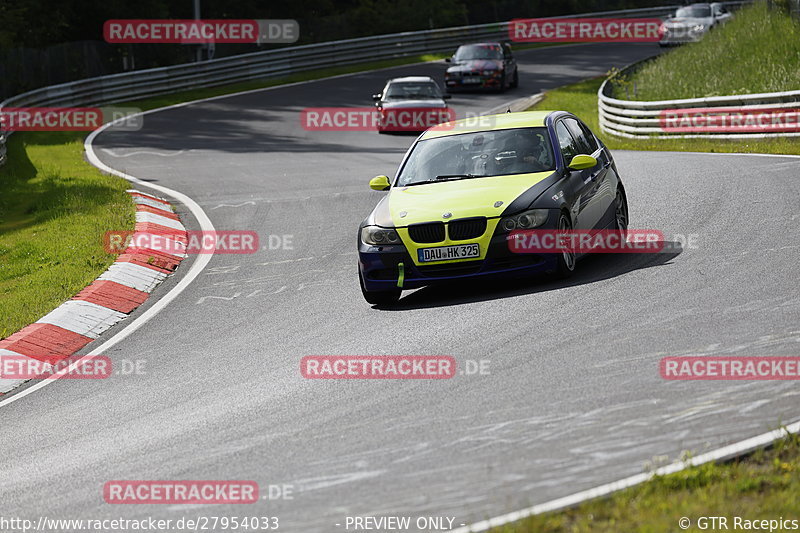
564,118,596,155
577,122,599,152
555,121,579,165
502,43,512,59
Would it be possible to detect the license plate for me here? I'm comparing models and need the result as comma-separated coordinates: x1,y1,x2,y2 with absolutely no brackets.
462,77,481,84
418,243,480,263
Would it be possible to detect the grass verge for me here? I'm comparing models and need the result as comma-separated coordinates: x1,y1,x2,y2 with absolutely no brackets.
623,2,800,100
492,432,800,532
0,132,134,338
528,76,800,155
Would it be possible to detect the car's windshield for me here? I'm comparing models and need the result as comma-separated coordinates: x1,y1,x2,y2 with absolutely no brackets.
675,5,712,18
454,44,503,61
396,128,555,186
384,82,442,100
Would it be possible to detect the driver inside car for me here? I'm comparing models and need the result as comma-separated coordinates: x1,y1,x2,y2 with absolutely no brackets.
488,130,549,174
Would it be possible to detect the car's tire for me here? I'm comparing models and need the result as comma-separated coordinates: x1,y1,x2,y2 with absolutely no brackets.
359,270,401,305
555,213,576,278
613,187,629,238
510,68,519,88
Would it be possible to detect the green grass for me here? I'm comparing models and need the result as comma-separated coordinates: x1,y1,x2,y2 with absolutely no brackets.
528,76,800,155
492,432,800,532
0,132,134,338
622,2,800,100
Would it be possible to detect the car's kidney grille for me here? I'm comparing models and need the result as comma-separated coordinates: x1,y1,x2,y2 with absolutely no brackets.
448,218,487,240
408,222,445,243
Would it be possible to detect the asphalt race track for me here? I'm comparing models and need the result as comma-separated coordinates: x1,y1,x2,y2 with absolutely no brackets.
2,43,800,531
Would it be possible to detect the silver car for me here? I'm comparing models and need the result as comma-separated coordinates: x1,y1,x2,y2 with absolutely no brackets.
658,3,731,46
372,76,452,133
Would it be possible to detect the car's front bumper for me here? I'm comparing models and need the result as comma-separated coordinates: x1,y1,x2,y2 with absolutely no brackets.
358,232,557,292
659,27,708,44
444,73,503,91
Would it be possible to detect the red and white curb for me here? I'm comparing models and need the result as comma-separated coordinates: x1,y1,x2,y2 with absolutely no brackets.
0,189,186,395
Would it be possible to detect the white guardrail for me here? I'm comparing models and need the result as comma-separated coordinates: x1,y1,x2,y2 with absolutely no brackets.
0,5,688,167
598,41,799,139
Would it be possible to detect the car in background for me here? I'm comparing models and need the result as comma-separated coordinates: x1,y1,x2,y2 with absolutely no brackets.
357,111,628,305
372,76,452,133
444,42,518,92
659,2,731,46
711,2,733,23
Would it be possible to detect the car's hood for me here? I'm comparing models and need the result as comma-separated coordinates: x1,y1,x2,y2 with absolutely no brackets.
387,172,552,226
447,59,503,73
380,99,447,109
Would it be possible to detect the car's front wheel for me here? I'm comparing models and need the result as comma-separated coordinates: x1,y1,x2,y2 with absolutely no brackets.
359,270,401,305
614,187,629,237
555,213,576,278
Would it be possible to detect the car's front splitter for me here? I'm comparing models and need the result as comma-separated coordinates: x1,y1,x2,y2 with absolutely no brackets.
358,235,557,292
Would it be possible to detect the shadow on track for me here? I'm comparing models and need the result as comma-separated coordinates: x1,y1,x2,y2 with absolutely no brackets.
374,241,683,310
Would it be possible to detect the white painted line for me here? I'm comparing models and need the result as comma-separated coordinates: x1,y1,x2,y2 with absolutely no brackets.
135,211,186,230
36,300,126,339
680,151,800,160
449,420,800,532
133,196,174,212
97,262,168,293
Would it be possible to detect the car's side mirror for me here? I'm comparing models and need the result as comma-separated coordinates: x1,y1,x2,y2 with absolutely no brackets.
369,175,391,191
445,57,452,63
568,154,597,170
442,94,452,100
372,93,382,101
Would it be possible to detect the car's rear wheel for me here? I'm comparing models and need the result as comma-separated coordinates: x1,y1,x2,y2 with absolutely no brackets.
556,213,576,278
614,187,629,237
510,68,519,88
359,270,401,305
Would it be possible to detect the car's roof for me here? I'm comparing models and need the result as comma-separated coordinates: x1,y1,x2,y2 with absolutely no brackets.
457,42,502,47
387,76,436,83
419,111,556,140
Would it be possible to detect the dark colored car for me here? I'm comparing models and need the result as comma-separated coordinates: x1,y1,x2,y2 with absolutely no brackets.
444,42,519,93
357,111,628,305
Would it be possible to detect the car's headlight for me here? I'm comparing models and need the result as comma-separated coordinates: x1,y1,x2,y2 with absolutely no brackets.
482,70,498,76
499,209,549,232
692,24,706,31
361,226,401,245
